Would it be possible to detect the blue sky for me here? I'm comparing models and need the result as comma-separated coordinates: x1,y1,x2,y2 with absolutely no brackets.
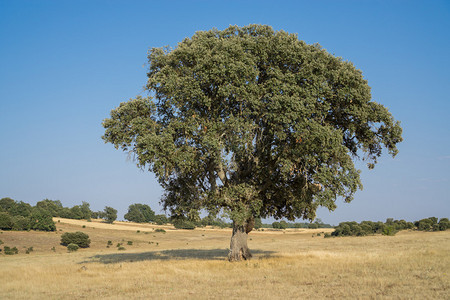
1,0,449,224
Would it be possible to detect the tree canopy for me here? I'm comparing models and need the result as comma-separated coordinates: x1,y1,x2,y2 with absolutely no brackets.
102,24,402,260
124,203,156,223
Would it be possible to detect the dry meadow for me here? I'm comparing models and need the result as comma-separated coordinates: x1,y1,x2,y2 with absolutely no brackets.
0,218,448,299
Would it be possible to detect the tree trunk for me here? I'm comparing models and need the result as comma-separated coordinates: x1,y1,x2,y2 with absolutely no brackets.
228,218,254,262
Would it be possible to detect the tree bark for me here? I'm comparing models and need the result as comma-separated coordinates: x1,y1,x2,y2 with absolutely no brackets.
228,218,254,262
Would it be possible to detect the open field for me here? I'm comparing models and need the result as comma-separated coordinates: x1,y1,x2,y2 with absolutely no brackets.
0,218,449,299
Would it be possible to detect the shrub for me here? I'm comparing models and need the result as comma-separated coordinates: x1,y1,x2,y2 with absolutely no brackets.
118,246,126,250
417,218,433,231
67,243,79,252
4,246,19,255
107,240,113,246
127,241,133,245
154,228,166,233
382,225,397,236
60,232,91,248
438,218,449,231
154,214,168,225
25,246,33,254
173,219,196,230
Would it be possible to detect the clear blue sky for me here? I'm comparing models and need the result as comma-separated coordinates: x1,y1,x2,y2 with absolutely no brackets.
1,0,449,225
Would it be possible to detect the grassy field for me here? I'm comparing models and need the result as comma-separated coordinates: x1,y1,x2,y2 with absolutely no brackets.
0,218,448,299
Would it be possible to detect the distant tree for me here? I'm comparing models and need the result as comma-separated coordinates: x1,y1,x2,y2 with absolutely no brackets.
0,197,15,212
438,218,449,231
102,206,117,224
79,202,92,220
254,217,262,230
154,214,168,225
29,208,56,231
9,201,32,217
102,25,403,261
0,212,13,230
124,203,156,223
172,218,196,230
11,215,31,231
36,199,63,217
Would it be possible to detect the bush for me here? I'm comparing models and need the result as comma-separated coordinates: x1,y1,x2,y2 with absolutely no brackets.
67,243,79,252
118,246,126,250
439,218,449,231
154,228,166,233
382,225,397,236
4,246,19,255
173,219,196,230
127,241,133,245
154,214,168,225
60,232,91,248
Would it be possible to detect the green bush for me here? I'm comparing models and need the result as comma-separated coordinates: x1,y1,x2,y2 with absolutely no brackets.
173,219,196,230
127,241,133,245
118,246,126,250
60,232,91,248
67,243,79,252
382,225,397,236
154,228,166,233
4,246,19,255
438,218,449,231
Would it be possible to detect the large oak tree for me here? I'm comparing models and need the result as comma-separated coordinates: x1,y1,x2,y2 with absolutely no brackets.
102,25,402,261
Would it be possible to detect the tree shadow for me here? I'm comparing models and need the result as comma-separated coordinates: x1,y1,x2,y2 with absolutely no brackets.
81,248,275,264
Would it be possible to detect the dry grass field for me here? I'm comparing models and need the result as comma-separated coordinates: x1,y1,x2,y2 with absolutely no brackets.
0,218,449,299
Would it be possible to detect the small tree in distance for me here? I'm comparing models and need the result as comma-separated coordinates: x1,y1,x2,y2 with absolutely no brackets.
124,203,155,223
102,25,402,261
101,206,117,224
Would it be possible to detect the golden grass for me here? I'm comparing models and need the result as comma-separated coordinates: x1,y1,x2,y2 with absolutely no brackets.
0,219,449,299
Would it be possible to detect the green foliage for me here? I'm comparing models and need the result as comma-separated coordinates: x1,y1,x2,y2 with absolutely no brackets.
416,217,449,231
29,208,56,231
127,241,133,245
0,212,13,230
331,218,422,237
4,246,19,255
60,232,91,248
102,24,402,227
118,246,126,251
173,219,196,230
9,201,32,217
272,221,288,229
101,206,117,224
382,226,397,236
124,203,156,223
154,214,168,225
36,199,63,217
67,243,79,252
154,228,166,233
11,215,31,231
254,217,262,230
0,198,15,212
438,218,449,231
